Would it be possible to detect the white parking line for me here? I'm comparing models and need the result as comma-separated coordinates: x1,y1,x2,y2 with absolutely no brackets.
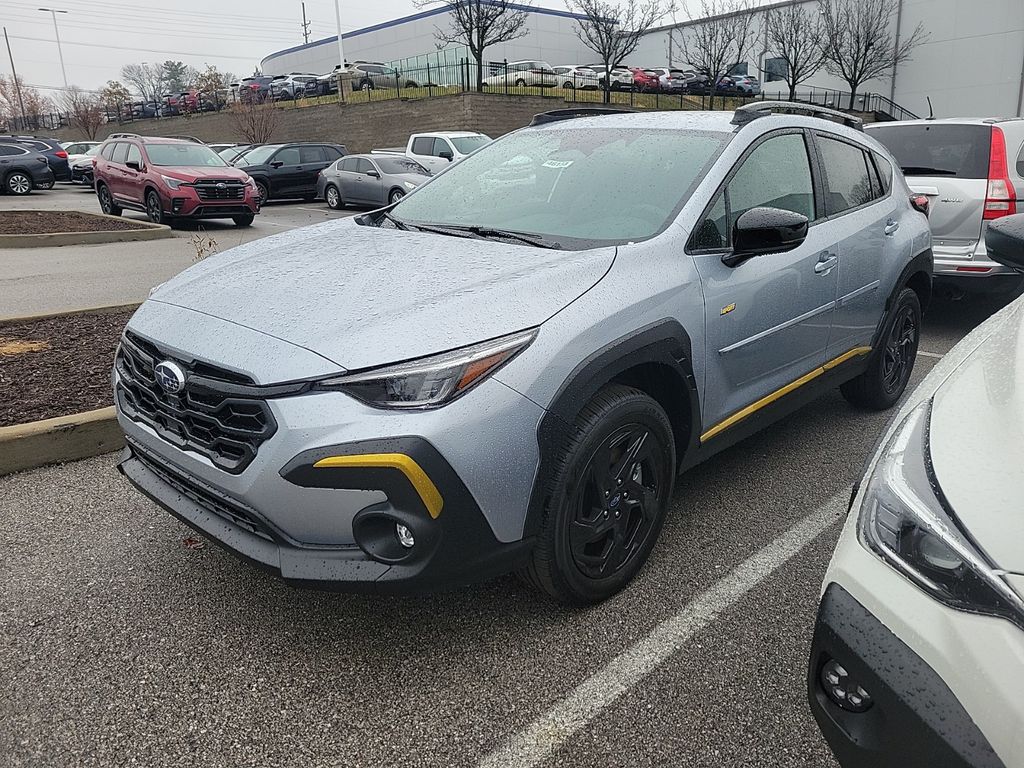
918,350,944,359
478,490,849,768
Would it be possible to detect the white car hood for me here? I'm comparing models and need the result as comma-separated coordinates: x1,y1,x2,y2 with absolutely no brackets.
929,298,1024,573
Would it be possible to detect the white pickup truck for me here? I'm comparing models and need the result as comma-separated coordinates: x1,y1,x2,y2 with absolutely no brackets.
373,131,492,173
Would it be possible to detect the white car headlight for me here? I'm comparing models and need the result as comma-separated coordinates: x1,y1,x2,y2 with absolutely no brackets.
858,400,1024,628
161,175,185,190
403,181,416,189
315,329,536,409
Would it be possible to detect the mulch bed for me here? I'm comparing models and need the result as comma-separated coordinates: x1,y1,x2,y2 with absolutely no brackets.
0,211,148,235
0,309,135,427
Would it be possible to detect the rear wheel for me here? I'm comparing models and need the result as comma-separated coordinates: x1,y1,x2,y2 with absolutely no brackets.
519,385,675,604
841,288,921,410
232,214,254,227
97,183,121,215
37,178,55,190
325,184,344,209
514,78,527,87
6,172,32,195
563,80,575,89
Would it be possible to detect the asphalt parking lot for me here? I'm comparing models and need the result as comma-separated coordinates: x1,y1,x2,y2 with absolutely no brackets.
2,287,1017,767
1,185,356,317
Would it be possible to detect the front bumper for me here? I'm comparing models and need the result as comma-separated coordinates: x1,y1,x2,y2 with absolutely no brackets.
118,434,535,593
160,187,259,219
809,583,1005,768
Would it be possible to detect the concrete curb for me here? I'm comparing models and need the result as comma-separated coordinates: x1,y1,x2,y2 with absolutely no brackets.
0,301,141,327
0,211,171,248
0,407,122,476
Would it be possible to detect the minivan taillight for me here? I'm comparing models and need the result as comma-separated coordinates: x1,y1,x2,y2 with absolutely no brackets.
983,126,1016,220
910,194,930,216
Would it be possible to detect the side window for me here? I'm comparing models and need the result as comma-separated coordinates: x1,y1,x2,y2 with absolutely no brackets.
817,135,876,215
1015,142,1024,178
432,138,452,156
872,152,893,194
100,143,115,160
690,194,728,250
110,142,128,165
275,147,300,165
299,145,326,163
356,158,376,174
339,157,357,172
125,144,142,167
0,145,26,156
323,145,342,160
411,137,432,155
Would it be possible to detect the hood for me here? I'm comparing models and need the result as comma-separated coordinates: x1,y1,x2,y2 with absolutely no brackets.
158,166,250,181
928,299,1024,572
150,217,615,371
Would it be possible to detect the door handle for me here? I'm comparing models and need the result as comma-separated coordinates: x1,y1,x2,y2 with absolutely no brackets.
884,219,900,236
814,253,838,274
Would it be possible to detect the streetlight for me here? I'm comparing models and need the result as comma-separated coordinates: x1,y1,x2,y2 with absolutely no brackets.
334,0,346,102
38,7,68,88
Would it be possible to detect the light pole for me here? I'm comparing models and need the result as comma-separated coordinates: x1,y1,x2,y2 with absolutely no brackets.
334,0,346,102
38,7,68,88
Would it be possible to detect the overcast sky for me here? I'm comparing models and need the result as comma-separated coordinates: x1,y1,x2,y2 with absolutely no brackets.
2,0,746,96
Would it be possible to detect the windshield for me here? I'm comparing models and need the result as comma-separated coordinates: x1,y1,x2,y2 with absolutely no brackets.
867,124,991,179
374,157,429,175
146,143,227,167
391,126,727,247
234,145,280,166
85,145,102,156
450,135,491,154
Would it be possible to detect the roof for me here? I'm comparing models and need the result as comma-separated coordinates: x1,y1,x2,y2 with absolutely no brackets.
262,0,594,67
528,110,738,133
866,117,1024,127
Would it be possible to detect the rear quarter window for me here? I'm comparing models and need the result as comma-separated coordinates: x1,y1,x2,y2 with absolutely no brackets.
867,124,992,179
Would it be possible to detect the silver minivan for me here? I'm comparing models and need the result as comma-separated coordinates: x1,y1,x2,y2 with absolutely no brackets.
867,118,1024,292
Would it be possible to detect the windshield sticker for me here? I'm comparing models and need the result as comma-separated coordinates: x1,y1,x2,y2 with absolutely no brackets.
542,160,574,169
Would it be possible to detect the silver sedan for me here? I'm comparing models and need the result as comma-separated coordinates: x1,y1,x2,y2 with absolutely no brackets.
317,154,431,209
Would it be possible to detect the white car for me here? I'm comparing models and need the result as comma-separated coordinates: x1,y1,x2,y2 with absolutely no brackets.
584,63,634,90
481,60,557,89
808,215,1024,768
552,65,600,90
61,140,101,166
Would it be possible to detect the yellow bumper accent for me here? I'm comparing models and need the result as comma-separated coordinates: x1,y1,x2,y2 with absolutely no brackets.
312,453,444,518
700,346,872,443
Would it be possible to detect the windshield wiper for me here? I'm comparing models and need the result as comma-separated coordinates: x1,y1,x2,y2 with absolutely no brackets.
899,165,957,176
378,210,410,230
448,225,562,250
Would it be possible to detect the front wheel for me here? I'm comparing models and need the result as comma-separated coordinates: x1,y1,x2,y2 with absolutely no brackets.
254,180,269,205
325,184,344,210
563,80,575,89
145,190,167,225
514,78,527,87
841,287,921,410
232,214,254,227
519,385,675,604
388,188,405,205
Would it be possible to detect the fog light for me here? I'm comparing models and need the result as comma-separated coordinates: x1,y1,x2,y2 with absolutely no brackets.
395,523,415,549
820,659,873,713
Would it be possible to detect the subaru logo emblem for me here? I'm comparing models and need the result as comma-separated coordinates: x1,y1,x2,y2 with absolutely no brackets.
216,182,226,189
154,360,186,394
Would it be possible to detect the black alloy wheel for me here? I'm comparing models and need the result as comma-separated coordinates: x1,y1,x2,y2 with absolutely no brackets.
255,180,269,206
145,190,166,225
97,184,121,215
569,424,665,580
882,303,918,395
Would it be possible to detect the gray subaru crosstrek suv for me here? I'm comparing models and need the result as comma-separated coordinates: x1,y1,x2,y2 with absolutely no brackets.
115,104,933,604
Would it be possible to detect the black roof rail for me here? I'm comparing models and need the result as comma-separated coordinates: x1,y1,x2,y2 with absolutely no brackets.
529,107,634,126
108,132,140,138
732,101,864,131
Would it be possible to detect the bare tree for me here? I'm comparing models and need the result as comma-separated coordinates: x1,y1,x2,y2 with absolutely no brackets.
568,0,666,103
0,75,51,131
763,3,828,101
120,62,164,102
674,0,755,109
228,100,277,144
820,0,927,110
59,86,104,140
422,0,531,90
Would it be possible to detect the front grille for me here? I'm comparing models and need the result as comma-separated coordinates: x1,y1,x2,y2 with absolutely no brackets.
132,443,274,541
193,205,252,216
116,331,275,473
193,179,245,200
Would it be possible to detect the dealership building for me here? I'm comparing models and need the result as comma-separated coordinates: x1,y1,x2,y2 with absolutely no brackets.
261,0,1024,119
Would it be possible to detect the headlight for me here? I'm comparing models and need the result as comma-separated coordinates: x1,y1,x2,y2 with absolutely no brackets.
161,175,185,190
245,176,257,189
859,400,1024,629
315,328,536,409
403,181,416,189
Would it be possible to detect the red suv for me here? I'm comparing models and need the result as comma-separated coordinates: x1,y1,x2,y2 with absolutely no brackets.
93,135,260,227
630,68,661,92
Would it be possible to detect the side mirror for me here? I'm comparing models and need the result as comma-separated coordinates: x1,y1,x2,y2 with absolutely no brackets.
126,160,142,171
985,214,1024,271
366,170,380,178
438,150,454,162
724,207,809,267
270,160,284,168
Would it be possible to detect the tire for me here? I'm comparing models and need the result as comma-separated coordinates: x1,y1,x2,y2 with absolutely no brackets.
563,80,575,89
232,214,254,227
360,80,373,91
519,384,675,604
325,184,344,210
96,183,121,215
514,78,527,87
841,287,921,410
37,178,55,190
388,188,405,205
254,180,269,205
405,81,418,88
145,189,167,225
6,171,33,196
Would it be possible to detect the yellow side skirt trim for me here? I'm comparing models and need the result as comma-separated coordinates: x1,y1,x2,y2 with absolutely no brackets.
700,346,872,443
312,453,444,519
